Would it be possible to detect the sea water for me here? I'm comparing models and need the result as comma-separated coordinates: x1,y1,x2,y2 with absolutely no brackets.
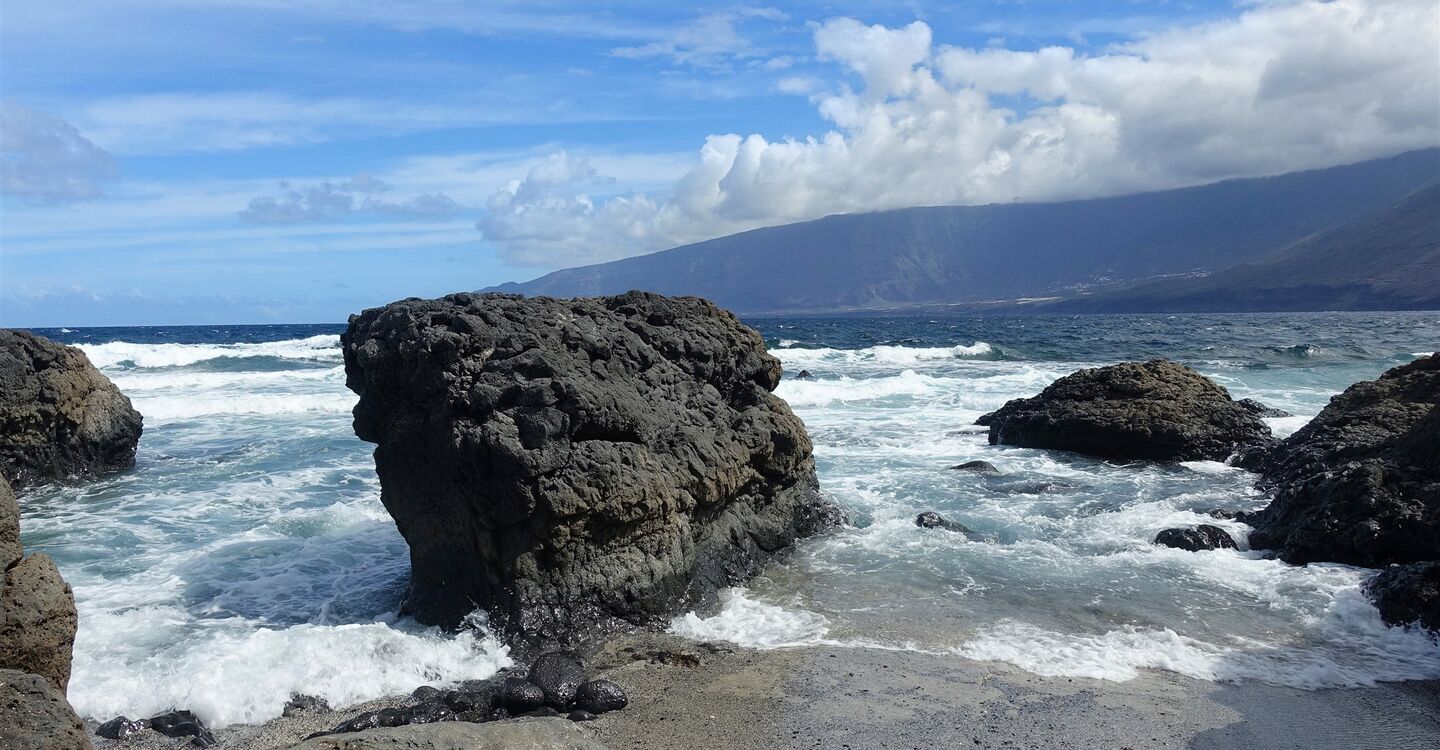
20,313,1440,727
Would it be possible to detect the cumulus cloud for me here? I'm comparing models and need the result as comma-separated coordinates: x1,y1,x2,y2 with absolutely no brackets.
0,101,118,203
481,0,1440,268
238,174,460,223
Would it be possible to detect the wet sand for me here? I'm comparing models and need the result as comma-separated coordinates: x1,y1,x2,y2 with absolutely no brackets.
91,634,1440,750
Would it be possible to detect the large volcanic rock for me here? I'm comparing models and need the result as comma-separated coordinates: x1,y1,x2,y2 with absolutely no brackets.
0,329,142,489
343,292,838,642
1249,355,1439,566
1,476,79,693
0,669,92,750
1365,562,1440,633
976,360,1271,461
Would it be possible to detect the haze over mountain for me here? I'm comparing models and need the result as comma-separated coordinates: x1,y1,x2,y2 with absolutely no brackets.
487,149,1440,314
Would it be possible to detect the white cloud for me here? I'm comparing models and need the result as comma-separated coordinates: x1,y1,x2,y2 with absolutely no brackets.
479,0,1440,268
238,174,460,223
0,102,117,202
611,7,788,68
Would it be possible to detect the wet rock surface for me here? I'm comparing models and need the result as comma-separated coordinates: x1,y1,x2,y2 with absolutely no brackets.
342,292,838,642
915,512,972,534
573,680,627,715
950,460,1000,474
149,709,217,747
1364,562,1440,633
1,475,79,694
1153,525,1238,552
96,716,151,739
1236,398,1293,419
976,360,1271,462
286,718,610,750
1249,355,1439,566
0,329,142,489
0,668,93,750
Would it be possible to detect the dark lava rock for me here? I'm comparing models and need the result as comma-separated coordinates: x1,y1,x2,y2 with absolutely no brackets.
1,475,79,693
330,711,383,734
949,460,1000,474
0,669,92,750
1365,562,1440,633
148,710,215,747
485,707,510,722
1249,355,1440,566
795,369,812,380
410,685,443,702
499,677,546,713
342,292,839,642
524,706,562,718
529,652,586,708
1204,508,1255,523
96,716,150,740
573,680,627,714
915,512,972,534
403,700,454,725
283,693,331,717
440,689,491,713
0,329,143,489
568,709,598,722
976,360,1271,461
1236,398,1293,419
1154,525,1238,552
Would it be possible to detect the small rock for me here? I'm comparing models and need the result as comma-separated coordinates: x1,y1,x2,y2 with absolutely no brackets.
498,677,546,713
573,679,627,714
148,710,215,747
525,706,562,718
528,652,586,708
1154,525,1238,552
440,689,489,713
403,700,454,725
915,512,971,534
568,710,598,722
328,710,381,734
96,716,149,739
795,369,812,380
451,710,488,723
282,693,330,717
485,707,511,722
410,685,443,702
949,460,999,474
1236,398,1294,419
376,707,409,727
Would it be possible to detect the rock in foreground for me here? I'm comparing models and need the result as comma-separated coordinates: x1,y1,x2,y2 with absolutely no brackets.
976,360,1271,461
287,718,608,750
1249,355,1439,566
0,329,142,489
1365,562,1440,633
1,476,79,693
343,292,838,642
0,669,92,750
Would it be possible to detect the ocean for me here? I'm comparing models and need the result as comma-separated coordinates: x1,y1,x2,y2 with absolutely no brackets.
22,312,1440,728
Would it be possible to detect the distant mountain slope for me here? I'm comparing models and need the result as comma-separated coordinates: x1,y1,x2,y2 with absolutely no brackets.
487,149,1440,313
1045,182,1440,313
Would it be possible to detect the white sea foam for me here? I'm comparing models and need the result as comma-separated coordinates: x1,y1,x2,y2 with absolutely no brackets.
132,392,356,421
671,590,833,648
69,613,510,728
774,342,993,367
776,370,946,407
80,335,341,369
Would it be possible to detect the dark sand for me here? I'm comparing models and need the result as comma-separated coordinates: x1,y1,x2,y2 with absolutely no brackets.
91,634,1440,750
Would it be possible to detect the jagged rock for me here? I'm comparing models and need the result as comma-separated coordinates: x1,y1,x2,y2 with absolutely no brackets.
409,686,442,703
285,718,610,749
1249,356,1439,566
915,512,971,534
976,360,1271,461
0,329,142,489
529,653,586,709
573,680,627,714
1365,562,1440,633
1236,398,1293,419
0,669,92,750
148,709,216,747
949,460,999,474
1,475,78,693
1153,525,1238,552
342,292,839,641
96,715,150,739
283,694,331,717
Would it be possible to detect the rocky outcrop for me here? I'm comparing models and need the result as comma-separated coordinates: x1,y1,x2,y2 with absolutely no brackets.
1365,562,1440,633
977,360,1272,462
0,330,142,489
1153,525,1238,552
0,669,92,750
343,292,838,643
1248,355,1439,566
1,475,79,693
287,718,609,750
915,512,971,534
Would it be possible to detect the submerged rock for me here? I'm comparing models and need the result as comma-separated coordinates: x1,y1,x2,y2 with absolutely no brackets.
1365,562,1440,634
573,679,627,714
0,669,92,750
915,512,972,534
1153,525,1238,552
1249,355,1439,566
343,292,839,641
283,693,331,717
0,329,142,489
949,460,1000,474
976,360,1271,462
1,476,79,694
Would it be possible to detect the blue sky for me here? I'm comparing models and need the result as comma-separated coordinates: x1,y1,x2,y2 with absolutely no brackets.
2,1,1436,326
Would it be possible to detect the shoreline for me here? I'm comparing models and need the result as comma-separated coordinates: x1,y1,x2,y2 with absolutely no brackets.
90,634,1440,750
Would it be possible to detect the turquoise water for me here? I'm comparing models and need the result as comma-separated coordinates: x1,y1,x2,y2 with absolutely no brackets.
23,313,1440,727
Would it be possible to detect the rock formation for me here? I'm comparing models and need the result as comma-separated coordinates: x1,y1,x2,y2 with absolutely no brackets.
0,669,92,750
1248,355,1439,566
343,292,839,642
1153,525,1238,552
976,360,1272,462
1,475,79,693
1364,562,1439,633
0,329,142,489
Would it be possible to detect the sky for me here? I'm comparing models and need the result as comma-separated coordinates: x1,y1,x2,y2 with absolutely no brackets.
1,0,1437,326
